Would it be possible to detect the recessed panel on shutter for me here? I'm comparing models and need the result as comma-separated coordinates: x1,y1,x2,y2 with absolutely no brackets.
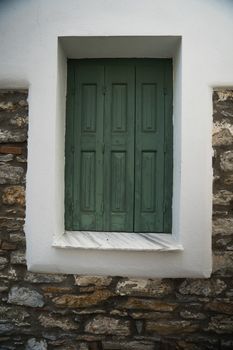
134,63,165,232
69,62,105,231
104,64,135,232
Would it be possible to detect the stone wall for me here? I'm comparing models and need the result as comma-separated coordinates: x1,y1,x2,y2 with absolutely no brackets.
0,90,232,349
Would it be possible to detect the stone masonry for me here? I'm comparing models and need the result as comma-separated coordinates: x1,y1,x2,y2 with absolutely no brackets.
0,90,232,349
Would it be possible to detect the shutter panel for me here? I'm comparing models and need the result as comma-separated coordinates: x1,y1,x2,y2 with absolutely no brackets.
72,62,105,231
65,59,172,233
104,63,135,232
134,62,165,232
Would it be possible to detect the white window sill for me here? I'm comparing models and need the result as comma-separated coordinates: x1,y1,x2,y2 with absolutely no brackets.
53,231,183,251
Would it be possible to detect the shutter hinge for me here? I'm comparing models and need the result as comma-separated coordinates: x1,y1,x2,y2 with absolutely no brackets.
102,86,107,95
71,146,75,153
163,87,168,96
102,142,105,154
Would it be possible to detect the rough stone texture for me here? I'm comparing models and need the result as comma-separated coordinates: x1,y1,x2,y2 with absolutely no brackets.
24,272,67,284
2,185,25,206
212,128,233,146
0,91,28,143
74,275,112,288
213,189,233,206
0,129,28,143
0,216,24,231
26,338,47,350
224,173,233,185
0,90,232,349
212,217,233,236
129,311,174,319
102,341,155,350
0,153,14,162
220,151,233,172
119,297,177,311
0,306,30,326
0,164,25,184
146,320,199,335
53,289,113,308
0,323,14,334
8,286,44,307
10,249,26,265
41,286,73,294
0,145,23,154
0,256,9,269
10,232,26,243
205,300,233,315
116,278,172,297
213,251,233,276
85,316,130,335
178,279,226,296
207,315,233,334
180,310,206,320
39,314,79,331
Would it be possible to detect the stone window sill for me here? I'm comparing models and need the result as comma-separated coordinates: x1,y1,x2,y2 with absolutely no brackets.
53,231,183,252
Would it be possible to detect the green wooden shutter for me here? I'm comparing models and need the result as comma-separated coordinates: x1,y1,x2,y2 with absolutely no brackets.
104,63,135,232
66,61,105,231
134,62,166,232
65,59,172,233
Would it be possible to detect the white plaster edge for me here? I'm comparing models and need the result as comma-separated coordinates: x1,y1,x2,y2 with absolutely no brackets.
24,36,213,278
52,231,183,252
27,261,211,279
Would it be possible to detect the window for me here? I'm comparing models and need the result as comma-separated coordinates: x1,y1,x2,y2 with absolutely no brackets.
26,36,212,277
65,59,172,233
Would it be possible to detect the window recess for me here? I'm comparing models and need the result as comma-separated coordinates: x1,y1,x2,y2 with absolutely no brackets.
65,59,173,233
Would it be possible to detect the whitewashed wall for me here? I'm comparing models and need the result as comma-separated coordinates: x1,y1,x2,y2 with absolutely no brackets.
0,0,233,277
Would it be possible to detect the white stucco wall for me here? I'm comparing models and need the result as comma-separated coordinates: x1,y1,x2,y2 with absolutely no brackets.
0,0,233,277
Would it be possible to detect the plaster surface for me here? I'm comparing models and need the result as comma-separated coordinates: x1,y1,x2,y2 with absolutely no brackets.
0,0,233,277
